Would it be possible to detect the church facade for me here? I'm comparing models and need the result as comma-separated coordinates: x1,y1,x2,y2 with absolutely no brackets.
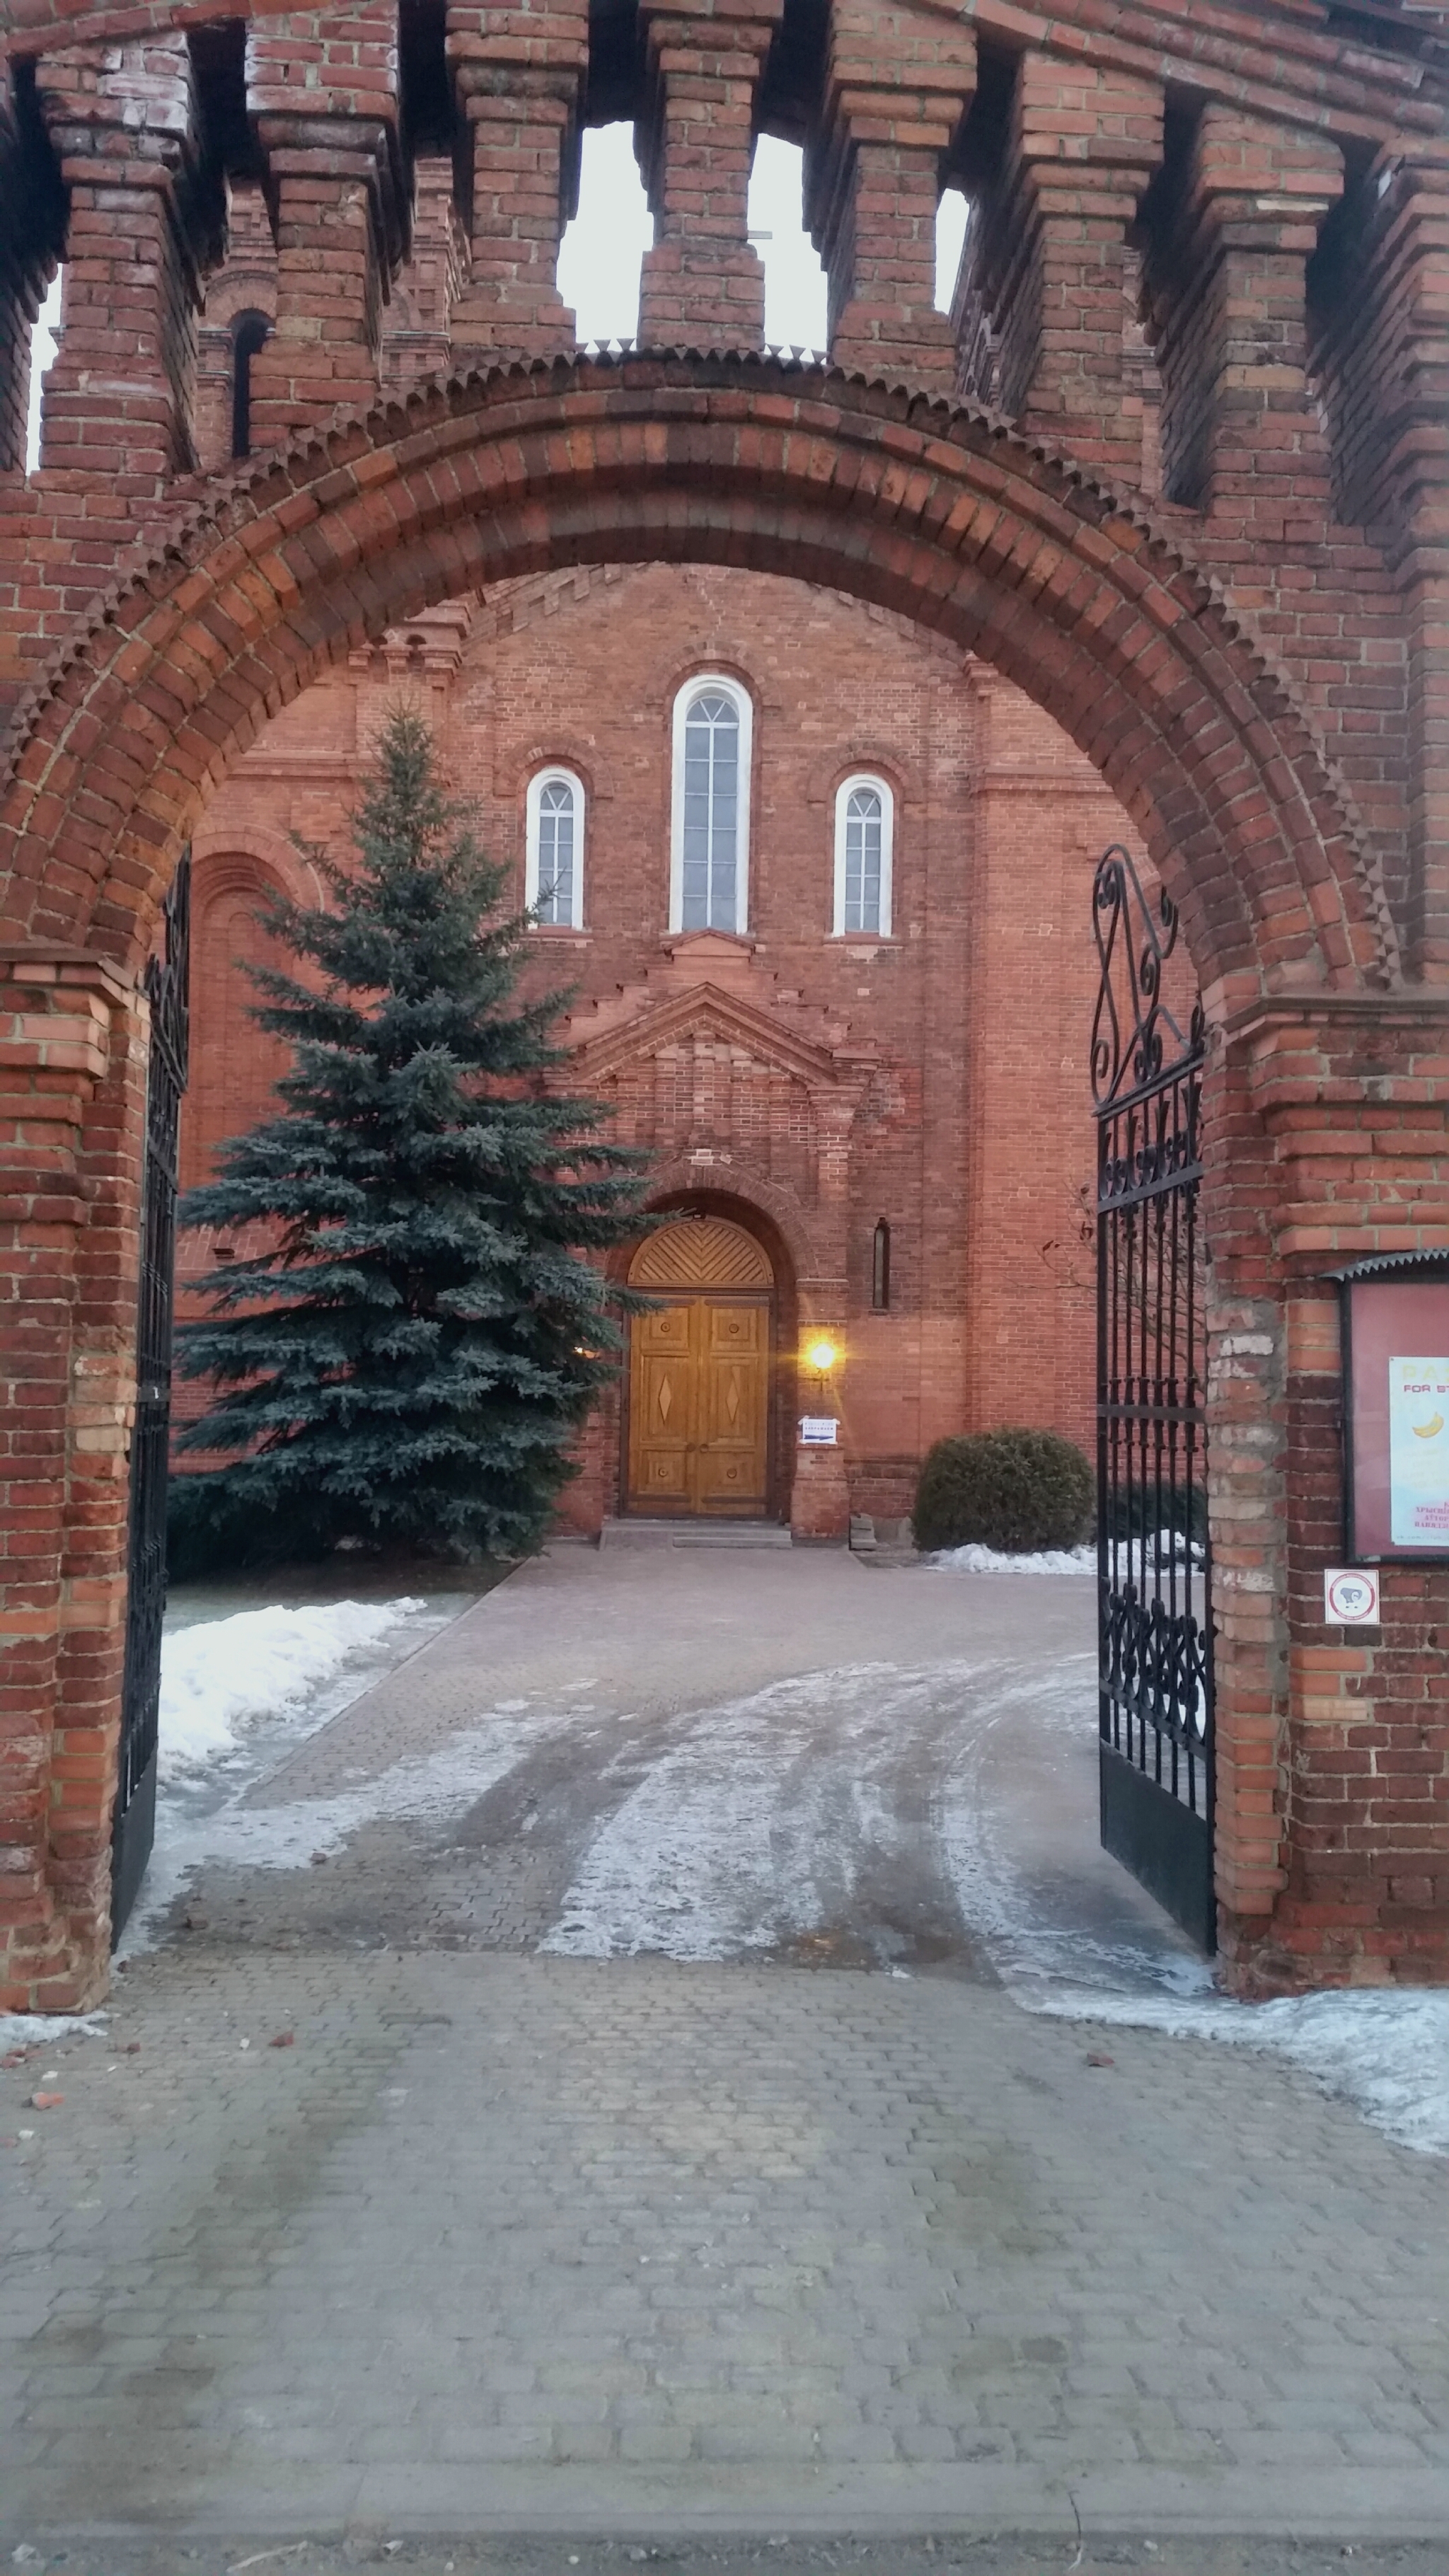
181,561,1142,1538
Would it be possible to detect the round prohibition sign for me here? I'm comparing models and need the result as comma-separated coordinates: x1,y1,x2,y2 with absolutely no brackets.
1325,1568,1379,1623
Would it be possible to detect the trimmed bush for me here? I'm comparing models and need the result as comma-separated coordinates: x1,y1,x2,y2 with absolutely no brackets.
912,1428,1094,1555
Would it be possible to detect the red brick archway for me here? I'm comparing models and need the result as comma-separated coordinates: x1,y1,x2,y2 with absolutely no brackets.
0,358,1394,1000
1,355,1444,2012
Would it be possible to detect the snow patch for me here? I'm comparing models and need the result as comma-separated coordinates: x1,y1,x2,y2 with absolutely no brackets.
0,2011,106,2049
158,1600,424,1780
1024,1982,1449,2161
543,1661,986,1964
931,1542,1096,1575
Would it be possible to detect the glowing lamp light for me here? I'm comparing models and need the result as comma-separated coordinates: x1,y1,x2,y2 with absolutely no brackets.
806,1336,841,1375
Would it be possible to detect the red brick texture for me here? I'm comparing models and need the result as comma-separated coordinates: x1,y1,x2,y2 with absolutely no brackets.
0,0,1446,2004
175,572,1124,1536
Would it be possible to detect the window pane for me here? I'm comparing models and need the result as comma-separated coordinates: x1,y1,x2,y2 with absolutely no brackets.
844,785,882,933
681,693,741,930
535,778,576,923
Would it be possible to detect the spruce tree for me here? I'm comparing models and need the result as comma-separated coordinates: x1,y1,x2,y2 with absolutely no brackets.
172,707,650,1566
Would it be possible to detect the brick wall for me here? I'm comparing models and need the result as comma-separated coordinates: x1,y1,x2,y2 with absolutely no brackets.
175,563,1136,1527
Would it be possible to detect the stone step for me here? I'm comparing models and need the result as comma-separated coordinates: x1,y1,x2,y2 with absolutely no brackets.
600,1518,793,1550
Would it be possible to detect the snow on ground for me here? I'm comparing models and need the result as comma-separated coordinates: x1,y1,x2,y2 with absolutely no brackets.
1025,1980,1449,2159
543,1660,962,1963
932,1653,1449,2158
0,2012,107,2051
158,1599,425,1779
112,1574,1449,2161
931,1542,1096,1575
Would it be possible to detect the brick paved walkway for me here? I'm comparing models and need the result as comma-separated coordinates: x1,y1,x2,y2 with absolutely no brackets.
3,1549,1447,2549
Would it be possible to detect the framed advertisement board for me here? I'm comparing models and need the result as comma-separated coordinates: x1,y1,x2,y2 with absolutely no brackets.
1341,1270,1449,1564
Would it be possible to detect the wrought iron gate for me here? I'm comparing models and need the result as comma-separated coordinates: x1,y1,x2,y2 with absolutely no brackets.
111,853,190,1941
1092,848,1215,1952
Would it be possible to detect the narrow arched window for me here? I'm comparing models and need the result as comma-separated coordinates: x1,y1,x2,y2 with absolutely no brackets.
872,1218,892,1313
525,767,585,927
231,310,271,460
833,775,894,937
670,675,753,934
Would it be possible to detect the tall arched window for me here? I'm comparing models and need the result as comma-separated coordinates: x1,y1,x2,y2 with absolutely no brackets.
670,674,753,934
526,767,585,927
231,309,271,461
833,774,894,937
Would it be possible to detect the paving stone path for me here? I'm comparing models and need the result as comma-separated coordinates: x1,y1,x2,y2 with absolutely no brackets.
3,1548,1447,2554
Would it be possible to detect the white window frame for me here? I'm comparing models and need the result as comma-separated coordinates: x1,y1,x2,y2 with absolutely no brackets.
525,766,586,929
832,773,894,938
669,674,754,936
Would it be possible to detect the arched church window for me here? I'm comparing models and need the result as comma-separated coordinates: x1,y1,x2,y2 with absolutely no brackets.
833,775,894,937
231,310,271,461
670,675,753,935
526,767,585,927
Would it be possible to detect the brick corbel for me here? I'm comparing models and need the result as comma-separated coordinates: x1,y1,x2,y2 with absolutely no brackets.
634,0,784,350
445,0,589,361
1144,103,1343,519
244,6,408,446
804,5,974,390
981,54,1164,482
35,38,219,486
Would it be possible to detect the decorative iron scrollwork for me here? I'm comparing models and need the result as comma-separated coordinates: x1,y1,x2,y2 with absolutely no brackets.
1091,845,1205,1113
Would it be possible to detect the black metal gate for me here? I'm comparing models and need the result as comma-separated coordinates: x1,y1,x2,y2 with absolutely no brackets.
111,853,190,1941
1092,847,1215,1952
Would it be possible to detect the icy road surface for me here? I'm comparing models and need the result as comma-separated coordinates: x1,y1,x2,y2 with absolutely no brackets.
125,1540,1449,2158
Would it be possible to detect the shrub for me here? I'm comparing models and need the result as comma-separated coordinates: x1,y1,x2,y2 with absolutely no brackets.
912,1428,1094,1555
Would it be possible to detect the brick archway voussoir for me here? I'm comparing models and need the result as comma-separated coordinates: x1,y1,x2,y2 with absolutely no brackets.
0,358,1395,999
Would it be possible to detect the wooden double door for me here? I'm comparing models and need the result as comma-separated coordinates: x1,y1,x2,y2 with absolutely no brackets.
625,1212,776,1518
628,1295,771,1516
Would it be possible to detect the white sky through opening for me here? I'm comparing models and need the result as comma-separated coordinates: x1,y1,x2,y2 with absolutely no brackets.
25,272,61,475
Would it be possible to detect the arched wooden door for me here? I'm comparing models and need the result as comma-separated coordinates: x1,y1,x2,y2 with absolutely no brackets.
626,1215,774,1517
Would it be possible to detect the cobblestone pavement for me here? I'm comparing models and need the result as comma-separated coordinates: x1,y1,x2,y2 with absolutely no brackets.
3,1548,1448,2552
11,2536,1445,2576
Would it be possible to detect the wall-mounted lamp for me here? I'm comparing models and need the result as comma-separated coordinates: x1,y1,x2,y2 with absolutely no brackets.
806,1336,841,1376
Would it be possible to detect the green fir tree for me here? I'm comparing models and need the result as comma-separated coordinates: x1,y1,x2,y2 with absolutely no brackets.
172,707,650,1567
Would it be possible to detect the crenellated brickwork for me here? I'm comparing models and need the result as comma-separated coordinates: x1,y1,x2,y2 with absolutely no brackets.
35,37,219,485
806,1,973,388
243,1,407,444
635,0,783,350
445,0,586,361
0,0,1447,2005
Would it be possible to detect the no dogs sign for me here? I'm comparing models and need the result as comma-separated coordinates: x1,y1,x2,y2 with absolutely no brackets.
1324,1566,1380,1626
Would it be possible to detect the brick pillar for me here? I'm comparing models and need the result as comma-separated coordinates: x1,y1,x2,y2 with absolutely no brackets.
35,39,213,487
1145,105,1342,526
635,0,783,350
1211,998,1449,1991
0,952,141,2014
245,6,406,448
996,55,1163,481
446,0,587,362
1314,151,1449,981
806,4,974,390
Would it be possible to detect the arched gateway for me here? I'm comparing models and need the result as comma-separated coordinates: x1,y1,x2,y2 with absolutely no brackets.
2,0,1448,2008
